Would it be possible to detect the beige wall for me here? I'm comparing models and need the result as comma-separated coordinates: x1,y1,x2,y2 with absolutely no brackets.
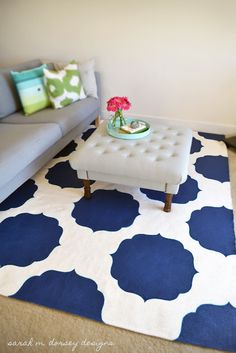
0,0,236,132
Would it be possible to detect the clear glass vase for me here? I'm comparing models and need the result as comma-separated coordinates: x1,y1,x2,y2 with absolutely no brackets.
111,109,126,128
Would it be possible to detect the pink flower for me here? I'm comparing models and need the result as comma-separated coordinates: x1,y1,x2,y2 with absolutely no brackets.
106,96,131,112
121,97,131,110
107,102,117,112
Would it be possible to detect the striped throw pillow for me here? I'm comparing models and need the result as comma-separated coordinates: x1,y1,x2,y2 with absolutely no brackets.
11,64,50,115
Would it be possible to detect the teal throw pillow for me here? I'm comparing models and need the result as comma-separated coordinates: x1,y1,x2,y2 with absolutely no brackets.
43,61,86,109
11,64,50,115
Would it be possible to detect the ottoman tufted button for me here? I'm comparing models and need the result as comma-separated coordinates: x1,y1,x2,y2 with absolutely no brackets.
121,153,129,158
97,150,104,155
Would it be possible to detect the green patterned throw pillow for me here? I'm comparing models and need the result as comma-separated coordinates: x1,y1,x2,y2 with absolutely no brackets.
43,61,86,109
11,64,50,115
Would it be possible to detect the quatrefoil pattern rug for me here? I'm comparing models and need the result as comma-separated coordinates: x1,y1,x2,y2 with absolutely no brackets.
0,125,236,352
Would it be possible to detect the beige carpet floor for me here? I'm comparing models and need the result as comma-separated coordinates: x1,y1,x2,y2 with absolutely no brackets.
0,148,235,353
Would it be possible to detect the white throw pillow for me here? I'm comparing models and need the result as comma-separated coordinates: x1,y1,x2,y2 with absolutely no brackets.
78,59,98,99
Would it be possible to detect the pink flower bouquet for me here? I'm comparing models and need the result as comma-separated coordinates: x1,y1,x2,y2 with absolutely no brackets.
107,96,131,127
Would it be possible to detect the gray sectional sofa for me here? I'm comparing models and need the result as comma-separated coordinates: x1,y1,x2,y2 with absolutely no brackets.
0,59,100,203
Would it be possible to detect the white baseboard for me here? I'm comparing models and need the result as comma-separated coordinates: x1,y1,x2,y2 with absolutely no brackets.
102,111,236,136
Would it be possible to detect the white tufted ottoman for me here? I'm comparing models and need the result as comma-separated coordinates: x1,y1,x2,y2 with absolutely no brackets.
70,121,192,212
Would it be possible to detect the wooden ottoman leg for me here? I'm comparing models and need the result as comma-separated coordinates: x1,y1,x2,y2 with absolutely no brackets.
164,193,173,212
95,116,101,127
83,179,91,199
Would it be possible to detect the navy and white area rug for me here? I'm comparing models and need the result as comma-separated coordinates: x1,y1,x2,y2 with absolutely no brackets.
0,125,236,352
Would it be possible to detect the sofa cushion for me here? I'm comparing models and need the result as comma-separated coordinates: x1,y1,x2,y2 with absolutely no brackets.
44,61,86,109
0,123,62,189
0,59,42,118
0,97,100,136
11,64,50,115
